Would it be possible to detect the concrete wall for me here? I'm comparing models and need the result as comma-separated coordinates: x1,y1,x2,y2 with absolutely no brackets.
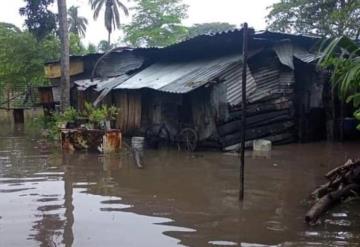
0,108,43,124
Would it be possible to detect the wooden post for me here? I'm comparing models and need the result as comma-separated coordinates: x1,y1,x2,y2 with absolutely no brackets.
239,23,249,201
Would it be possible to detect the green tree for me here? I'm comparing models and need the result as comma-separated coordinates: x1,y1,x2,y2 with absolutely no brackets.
320,36,360,129
68,6,88,37
41,34,62,61
187,22,236,38
97,40,114,52
0,25,46,89
123,0,189,47
87,43,97,53
19,0,57,40
69,33,87,55
266,0,360,39
89,0,129,44
0,22,21,33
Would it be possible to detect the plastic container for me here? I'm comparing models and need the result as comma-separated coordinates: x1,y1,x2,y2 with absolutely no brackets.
131,137,145,151
253,139,272,152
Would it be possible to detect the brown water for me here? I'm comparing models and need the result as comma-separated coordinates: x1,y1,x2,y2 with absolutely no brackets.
0,126,360,247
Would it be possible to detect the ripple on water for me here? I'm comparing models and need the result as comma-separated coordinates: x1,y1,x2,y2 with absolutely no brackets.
265,220,287,232
208,240,238,246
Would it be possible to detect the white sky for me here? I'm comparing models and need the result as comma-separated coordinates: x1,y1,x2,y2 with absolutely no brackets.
0,0,277,45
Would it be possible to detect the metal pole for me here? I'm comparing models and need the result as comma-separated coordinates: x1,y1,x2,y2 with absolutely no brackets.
239,23,248,201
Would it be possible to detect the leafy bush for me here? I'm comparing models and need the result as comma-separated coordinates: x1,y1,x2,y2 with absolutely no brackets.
319,36,360,130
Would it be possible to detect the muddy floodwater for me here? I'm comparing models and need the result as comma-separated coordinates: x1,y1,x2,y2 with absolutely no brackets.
0,126,360,247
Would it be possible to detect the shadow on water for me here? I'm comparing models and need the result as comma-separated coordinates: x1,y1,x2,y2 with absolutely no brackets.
0,127,360,246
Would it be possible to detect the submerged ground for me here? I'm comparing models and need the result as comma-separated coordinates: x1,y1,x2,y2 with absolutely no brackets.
0,125,359,247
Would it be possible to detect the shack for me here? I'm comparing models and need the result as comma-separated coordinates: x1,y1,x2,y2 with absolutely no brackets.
43,53,103,109
74,29,327,151
73,48,159,111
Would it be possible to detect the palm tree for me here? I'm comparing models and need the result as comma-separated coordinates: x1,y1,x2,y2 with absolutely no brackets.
57,0,71,111
68,6,88,37
89,0,129,44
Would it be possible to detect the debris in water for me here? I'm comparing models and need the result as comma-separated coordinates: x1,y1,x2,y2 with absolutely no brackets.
305,159,360,224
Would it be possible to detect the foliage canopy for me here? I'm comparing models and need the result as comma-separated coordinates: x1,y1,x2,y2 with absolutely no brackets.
19,0,57,40
123,0,189,47
0,25,47,89
266,0,360,39
187,23,236,39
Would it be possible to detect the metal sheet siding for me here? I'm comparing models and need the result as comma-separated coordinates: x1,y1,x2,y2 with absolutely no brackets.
219,63,257,106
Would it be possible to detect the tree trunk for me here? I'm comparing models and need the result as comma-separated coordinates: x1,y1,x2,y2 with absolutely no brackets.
57,0,70,112
108,31,111,46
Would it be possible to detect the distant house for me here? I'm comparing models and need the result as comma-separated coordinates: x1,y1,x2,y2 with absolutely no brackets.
71,29,327,150
42,53,102,110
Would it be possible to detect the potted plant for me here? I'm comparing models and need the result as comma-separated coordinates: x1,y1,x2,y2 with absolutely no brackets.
61,107,78,129
105,106,119,129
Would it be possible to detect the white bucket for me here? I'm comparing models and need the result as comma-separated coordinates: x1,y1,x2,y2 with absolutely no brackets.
131,137,145,151
253,139,272,152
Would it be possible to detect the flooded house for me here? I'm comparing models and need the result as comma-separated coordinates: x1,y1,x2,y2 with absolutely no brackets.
42,53,103,111
75,28,327,151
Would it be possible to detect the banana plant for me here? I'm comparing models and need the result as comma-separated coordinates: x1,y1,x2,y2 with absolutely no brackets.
319,36,360,129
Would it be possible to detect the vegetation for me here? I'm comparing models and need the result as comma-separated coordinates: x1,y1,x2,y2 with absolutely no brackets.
89,0,129,44
266,0,360,38
97,40,114,52
87,43,97,53
68,6,88,37
187,22,236,38
0,24,48,89
20,0,57,40
0,25,92,98
319,36,360,129
31,103,119,140
123,0,189,47
84,102,118,127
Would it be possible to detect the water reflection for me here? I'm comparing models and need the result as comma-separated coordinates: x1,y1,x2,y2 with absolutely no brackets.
0,128,360,246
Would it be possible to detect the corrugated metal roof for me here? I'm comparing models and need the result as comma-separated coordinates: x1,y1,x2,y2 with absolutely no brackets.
93,75,130,106
74,79,102,91
293,46,321,63
96,52,145,78
273,42,294,69
114,54,242,93
74,75,129,92
273,41,321,69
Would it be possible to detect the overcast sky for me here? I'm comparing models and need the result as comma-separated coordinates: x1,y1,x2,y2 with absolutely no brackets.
0,0,277,45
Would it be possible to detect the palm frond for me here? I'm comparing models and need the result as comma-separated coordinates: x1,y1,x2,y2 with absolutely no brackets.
115,0,129,16
112,3,121,29
93,0,105,20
